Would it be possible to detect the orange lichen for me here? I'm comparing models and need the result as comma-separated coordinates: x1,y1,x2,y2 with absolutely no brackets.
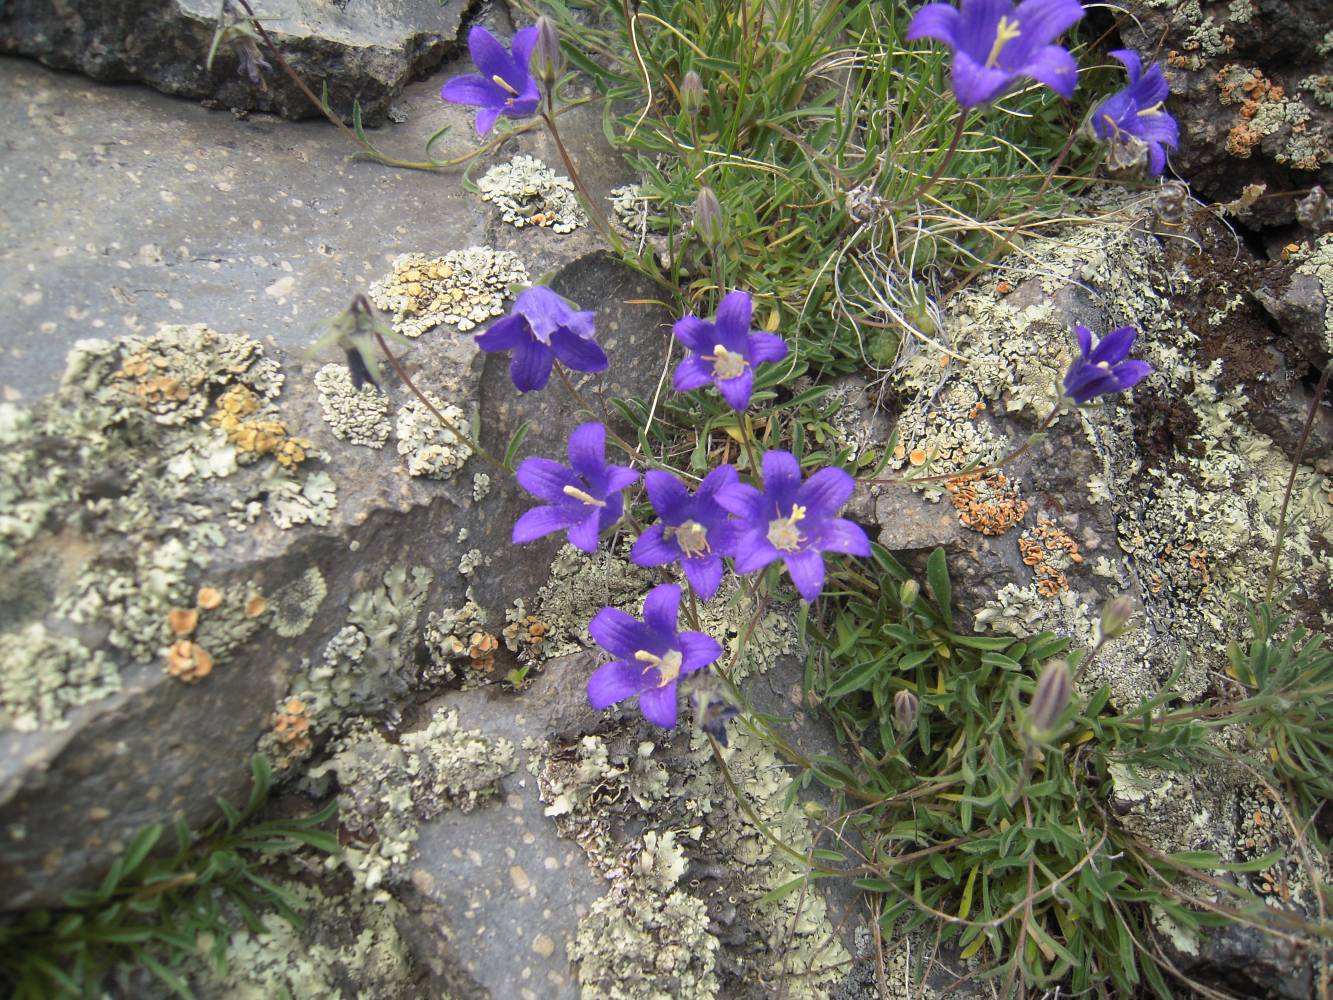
502,616,549,659
945,472,1030,536
167,608,199,636
1017,516,1083,597
166,639,213,683
245,595,268,618
270,698,313,765
196,586,224,609
469,632,500,673
211,386,311,468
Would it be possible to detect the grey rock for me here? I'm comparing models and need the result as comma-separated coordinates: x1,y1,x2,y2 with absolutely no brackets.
0,0,467,125
1255,271,1332,370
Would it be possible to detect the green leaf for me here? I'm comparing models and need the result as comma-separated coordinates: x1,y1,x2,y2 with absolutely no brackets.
958,863,979,920
758,875,808,905
119,823,164,877
503,420,532,469
926,547,952,626
824,657,882,699
244,754,273,816
141,953,194,999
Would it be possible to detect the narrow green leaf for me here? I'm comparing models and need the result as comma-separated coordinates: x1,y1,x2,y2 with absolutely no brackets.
926,547,952,626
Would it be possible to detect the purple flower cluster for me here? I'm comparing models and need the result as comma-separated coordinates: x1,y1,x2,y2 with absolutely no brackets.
1091,49,1179,177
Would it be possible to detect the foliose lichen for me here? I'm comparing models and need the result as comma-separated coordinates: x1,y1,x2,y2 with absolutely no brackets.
477,154,587,234
0,624,119,732
368,249,529,337
268,566,329,639
315,363,392,448
395,394,473,479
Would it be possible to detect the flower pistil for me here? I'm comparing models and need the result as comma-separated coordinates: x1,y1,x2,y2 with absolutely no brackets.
705,344,748,379
635,648,684,686
767,503,807,551
986,17,1022,68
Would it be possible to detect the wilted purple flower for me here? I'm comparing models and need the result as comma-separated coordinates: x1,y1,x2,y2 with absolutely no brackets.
475,286,606,393
440,25,540,135
1091,50,1178,177
631,466,740,601
716,451,870,602
673,291,788,411
1063,325,1152,404
587,584,723,728
694,688,741,745
513,422,638,553
906,0,1084,109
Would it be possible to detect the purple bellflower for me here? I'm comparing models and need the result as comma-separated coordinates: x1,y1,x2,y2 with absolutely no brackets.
906,0,1084,109
631,466,741,601
1091,49,1178,177
440,25,540,135
475,286,607,393
513,422,638,553
587,583,723,728
673,291,788,411
1063,325,1152,404
716,451,870,603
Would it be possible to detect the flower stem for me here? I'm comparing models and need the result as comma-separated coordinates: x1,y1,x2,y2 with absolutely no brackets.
1264,363,1330,601
887,113,968,210
372,331,508,475
737,411,764,477
539,105,626,256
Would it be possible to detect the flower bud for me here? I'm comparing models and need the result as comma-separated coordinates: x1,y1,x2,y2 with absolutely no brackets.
531,16,564,87
1028,659,1071,736
1098,595,1135,641
893,689,918,734
899,580,920,607
802,801,827,821
680,70,704,118
693,186,725,246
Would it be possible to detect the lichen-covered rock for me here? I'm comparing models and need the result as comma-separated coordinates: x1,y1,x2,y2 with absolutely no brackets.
478,155,588,234
1113,0,1333,224
369,249,530,337
0,0,467,126
315,364,392,449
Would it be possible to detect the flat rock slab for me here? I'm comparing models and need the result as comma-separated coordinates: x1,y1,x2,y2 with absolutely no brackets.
0,0,467,125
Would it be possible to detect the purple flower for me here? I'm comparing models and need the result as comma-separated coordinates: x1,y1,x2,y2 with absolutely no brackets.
716,451,871,603
475,286,607,393
631,466,740,601
513,422,638,553
587,584,723,728
1062,325,1152,404
1091,49,1178,177
672,291,788,411
906,0,1084,109
440,25,540,135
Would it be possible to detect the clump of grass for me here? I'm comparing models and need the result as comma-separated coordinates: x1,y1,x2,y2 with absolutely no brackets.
0,755,337,999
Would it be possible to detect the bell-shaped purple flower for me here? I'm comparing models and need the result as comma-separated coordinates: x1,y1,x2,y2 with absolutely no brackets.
672,291,788,411
475,286,607,393
587,583,723,728
631,466,740,601
440,25,541,135
716,451,870,603
513,422,638,553
906,0,1084,110
1091,49,1179,177
1062,325,1152,404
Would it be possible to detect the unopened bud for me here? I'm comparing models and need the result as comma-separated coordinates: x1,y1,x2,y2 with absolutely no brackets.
681,70,704,118
531,16,564,87
1153,181,1189,225
1098,595,1135,641
693,186,725,246
893,689,918,733
802,801,827,821
1027,659,1071,736
899,580,920,607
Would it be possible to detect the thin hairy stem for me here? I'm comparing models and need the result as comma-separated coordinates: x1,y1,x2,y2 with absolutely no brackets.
1265,364,1330,601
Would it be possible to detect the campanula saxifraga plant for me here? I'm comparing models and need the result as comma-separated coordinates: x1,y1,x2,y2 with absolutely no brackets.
631,466,740,601
513,422,638,552
475,286,607,393
906,0,1084,109
1062,324,1152,403
672,290,788,411
1091,49,1178,177
587,584,723,727
440,25,540,135
716,451,870,602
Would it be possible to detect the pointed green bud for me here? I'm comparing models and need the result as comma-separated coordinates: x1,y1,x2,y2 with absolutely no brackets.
681,70,704,118
1098,595,1135,641
893,689,918,734
693,186,725,246
532,16,563,88
1028,659,1071,736
899,580,920,607
802,801,827,821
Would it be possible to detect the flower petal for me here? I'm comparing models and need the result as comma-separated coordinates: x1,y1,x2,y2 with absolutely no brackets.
950,50,1012,108
1112,360,1153,392
516,456,578,502
510,25,540,77
645,469,691,520
474,106,502,136
714,291,753,341
632,524,680,566
1108,48,1143,84
682,555,724,601
747,332,789,365
512,504,581,544
550,327,609,374
783,550,827,602
1013,0,1084,46
673,355,714,392
733,537,780,575
795,466,855,518
816,517,872,556
474,314,528,351
761,450,803,507
1137,110,1178,148
642,583,682,638
440,73,500,108
587,659,649,710
603,465,640,494
1021,44,1079,99
1089,326,1137,366
715,482,765,521
590,607,652,658
566,510,603,552
673,315,715,352
906,2,962,45
510,336,554,391
566,422,606,476
716,369,754,411
1074,324,1093,360
697,464,740,498
469,24,517,81
638,684,679,727
677,630,723,672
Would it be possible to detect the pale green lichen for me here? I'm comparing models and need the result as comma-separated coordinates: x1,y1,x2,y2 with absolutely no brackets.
1292,233,1333,358
0,624,120,732
307,706,515,892
395,395,473,479
368,249,529,337
477,154,587,234
259,469,338,530
422,599,488,685
471,472,491,502
189,877,416,998
314,363,391,448
269,566,329,638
